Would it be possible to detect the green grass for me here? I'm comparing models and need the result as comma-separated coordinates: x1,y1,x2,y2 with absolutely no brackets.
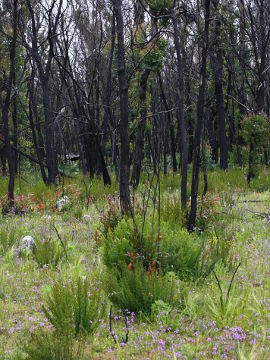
0,167,270,359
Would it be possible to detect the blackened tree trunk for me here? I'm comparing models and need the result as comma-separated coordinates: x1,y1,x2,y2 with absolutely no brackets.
158,74,177,172
207,107,219,162
131,69,150,186
12,78,18,174
186,79,194,164
26,0,63,184
102,11,117,167
255,1,267,113
0,0,18,204
28,76,48,183
171,8,188,208
188,0,210,232
42,80,58,184
210,3,228,170
114,0,130,212
202,120,208,197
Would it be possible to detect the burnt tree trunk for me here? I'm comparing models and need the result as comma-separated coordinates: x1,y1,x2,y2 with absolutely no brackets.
28,76,48,183
210,4,228,170
114,0,130,212
172,8,188,208
1,0,18,204
131,69,150,186
158,74,177,172
188,0,210,232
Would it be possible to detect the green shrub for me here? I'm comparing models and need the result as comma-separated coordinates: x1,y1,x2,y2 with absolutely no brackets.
196,195,221,231
159,228,202,279
100,196,122,233
103,218,135,271
151,299,184,330
43,276,105,337
0,226,16,253
104,261,177,314
22,329,84,360
161,194,183,227
33,236,64,267
103,215,223,282
185,194,222,232
241,113,270,183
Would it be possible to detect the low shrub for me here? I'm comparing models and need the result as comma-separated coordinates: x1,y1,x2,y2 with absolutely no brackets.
22,329,84,360
241,113,270,183
103,216,224,282
160,193,183,227
33,236,65,267
104,261,177,314
43,275,105,337
100,196,122,233
0,226,16,253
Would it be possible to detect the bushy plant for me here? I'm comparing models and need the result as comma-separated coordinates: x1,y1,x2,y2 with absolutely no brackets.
151,299,184,330
22,329,84,360
103,215,164,275
161,194,183,226
33,236,65,267
159,228,202,279
189,194,221,232
43,276,105,337
103,215,223,282
207,265,244,327
148,0,174,17
0,226,16,253
100,196,122,233
104,261,177,314
241,113,270,183
1,196,28,216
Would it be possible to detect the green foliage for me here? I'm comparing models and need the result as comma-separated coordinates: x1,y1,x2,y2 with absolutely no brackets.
151,299,172,323
148,0,174,17
241,113,270,148
151,299,185,330
103,213,229,283
207,265,244,327
142,39,168,72
104,261,177,314
195,194,221,232
2,171,270,358
159,228,202,279
0,226,16,253
43,276,105,337
160,194,182,226
22,329,84,360
241,113,270,182
100,196,122,233
33,236,64,267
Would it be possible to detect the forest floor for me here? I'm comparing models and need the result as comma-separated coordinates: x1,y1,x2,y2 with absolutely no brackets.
0,168,270,359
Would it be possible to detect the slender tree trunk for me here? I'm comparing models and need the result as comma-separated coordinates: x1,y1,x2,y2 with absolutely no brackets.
207,108,218,162
114,0,130,212
158,74,177,172
29,79,48,183
102,11,116,162
12,78,18,175
256,2,266,113
202,120,208,197
131,69,150,186
171,8,188,208
1,0,18,205
210,6,228,170
186,79,193,164
188,0,210,232
42,80,58,184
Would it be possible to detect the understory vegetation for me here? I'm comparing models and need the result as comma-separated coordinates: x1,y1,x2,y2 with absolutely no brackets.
1,168,270,359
